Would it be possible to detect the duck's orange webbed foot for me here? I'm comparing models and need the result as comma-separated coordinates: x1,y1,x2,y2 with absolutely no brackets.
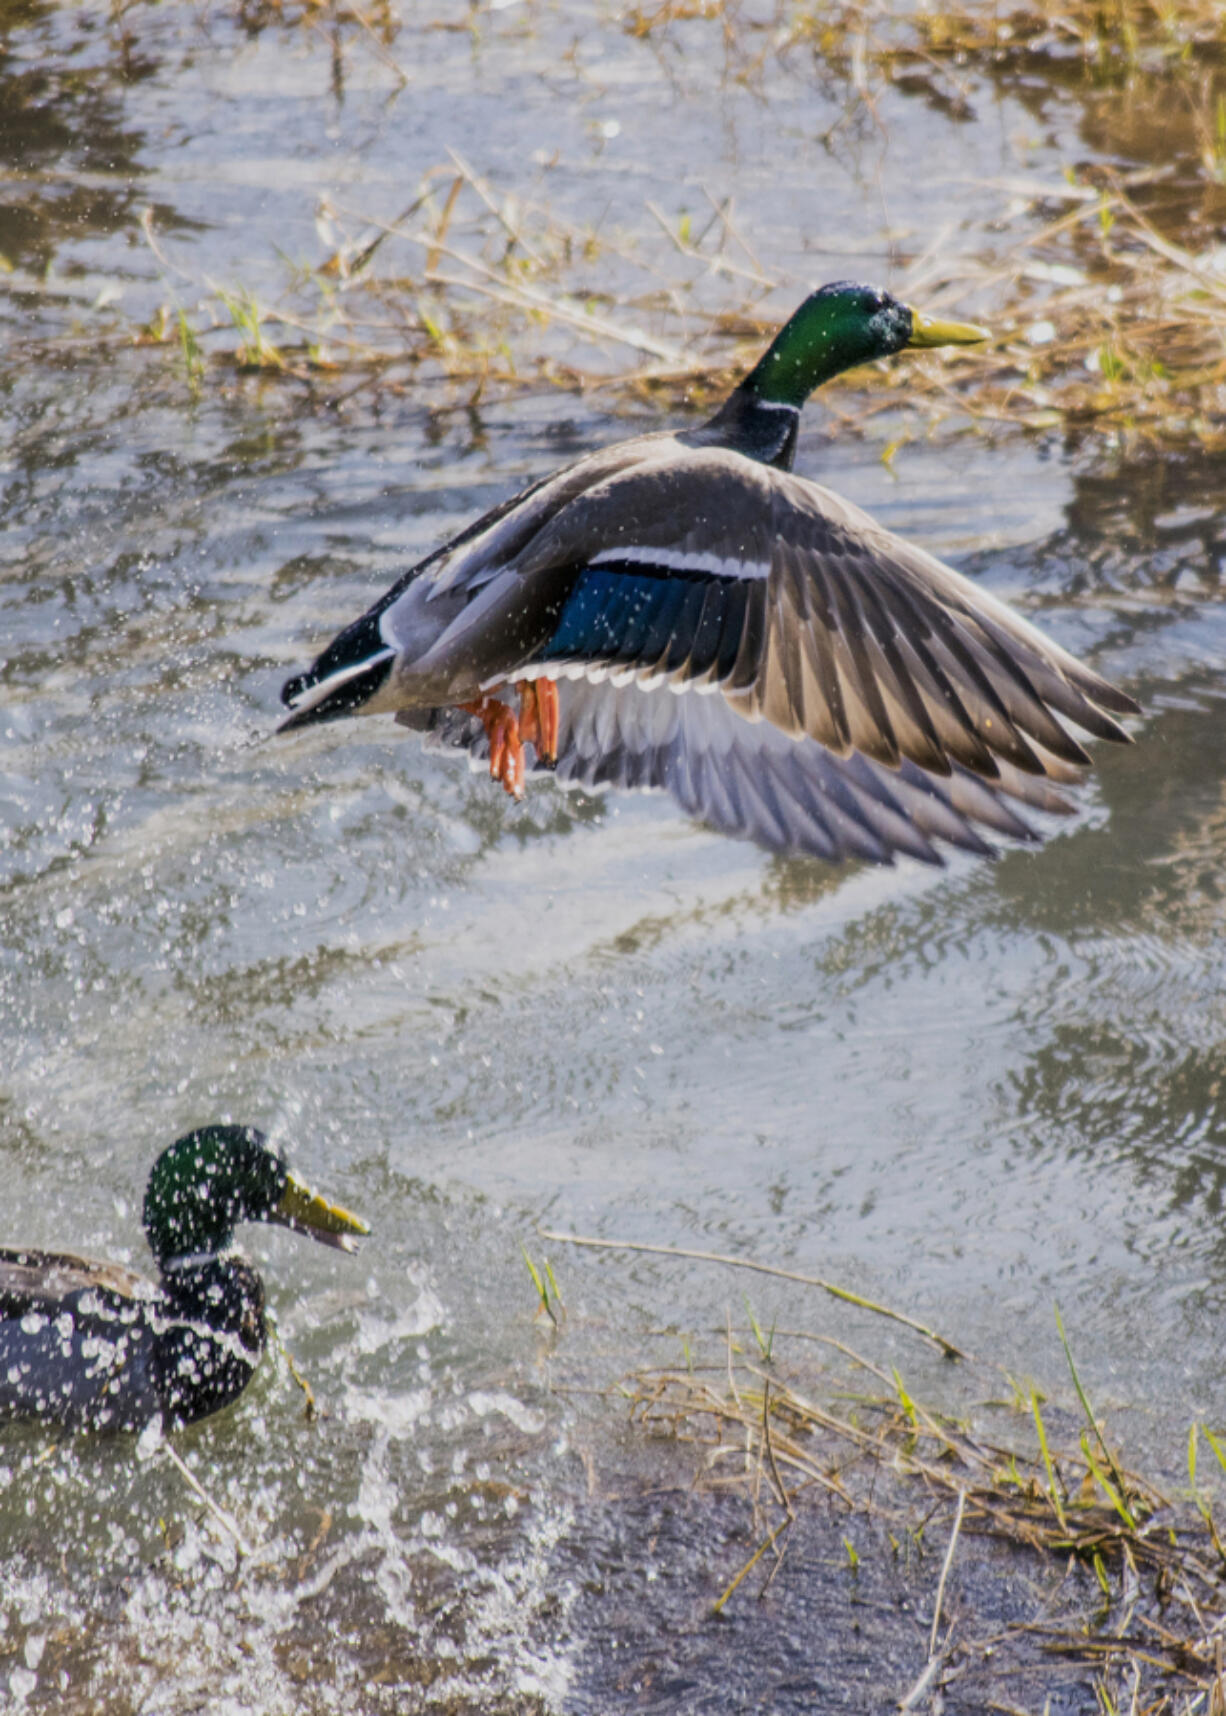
460,694,526,799
516,677,559,766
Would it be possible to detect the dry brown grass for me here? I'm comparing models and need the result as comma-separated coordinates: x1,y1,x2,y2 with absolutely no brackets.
627,0,1226,74
108,0,1226,451
132,148,1226,458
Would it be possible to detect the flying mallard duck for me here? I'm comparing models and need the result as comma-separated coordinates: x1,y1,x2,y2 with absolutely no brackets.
0,1126,368,1432
279,282,1138,865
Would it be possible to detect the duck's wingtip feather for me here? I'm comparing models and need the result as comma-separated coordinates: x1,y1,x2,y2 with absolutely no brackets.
1103,686,1143,719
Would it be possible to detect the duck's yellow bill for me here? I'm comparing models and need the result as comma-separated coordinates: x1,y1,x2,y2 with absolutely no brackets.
275,1172,370,1253
906,309,990,348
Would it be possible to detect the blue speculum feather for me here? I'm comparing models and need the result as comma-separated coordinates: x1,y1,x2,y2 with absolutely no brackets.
544,564,727,666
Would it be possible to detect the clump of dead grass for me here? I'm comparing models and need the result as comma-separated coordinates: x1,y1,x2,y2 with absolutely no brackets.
626,1313,1226,1712
629,0,1226,79
903,0,1226,64
540,1226,1226,1708
137,154,1226,455
114,0,1226,453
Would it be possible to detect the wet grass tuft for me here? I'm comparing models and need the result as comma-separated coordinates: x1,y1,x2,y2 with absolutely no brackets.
620,1298,1226,1712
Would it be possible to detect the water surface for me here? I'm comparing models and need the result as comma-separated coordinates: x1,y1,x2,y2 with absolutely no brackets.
3,4,1226,1709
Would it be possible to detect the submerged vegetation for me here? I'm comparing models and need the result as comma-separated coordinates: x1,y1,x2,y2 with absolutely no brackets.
631,1298,1226,1710
135,155,1226,454
142,159,1226,453
542,1232,1226,1710
109,0,1226,453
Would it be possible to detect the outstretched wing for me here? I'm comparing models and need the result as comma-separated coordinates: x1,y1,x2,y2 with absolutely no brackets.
413,678,1081,866
505,449,1136,785
287,438,1136,862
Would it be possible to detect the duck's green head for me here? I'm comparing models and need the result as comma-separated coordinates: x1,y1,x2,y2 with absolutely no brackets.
741,281,988,408
143,1125,369,1264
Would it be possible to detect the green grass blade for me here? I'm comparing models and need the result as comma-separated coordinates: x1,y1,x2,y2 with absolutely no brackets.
1190,1420,1200,1494
1055,1304,1133,1514
1080,1432,1137,1530
1203,1423,1226,1477
893,1367,919,1429
521,1244,557,1325
1032,1387,1068,1532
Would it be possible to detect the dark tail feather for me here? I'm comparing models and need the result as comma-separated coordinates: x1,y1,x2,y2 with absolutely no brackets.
279,606,397,732
278,652,395,731
281,609,386,706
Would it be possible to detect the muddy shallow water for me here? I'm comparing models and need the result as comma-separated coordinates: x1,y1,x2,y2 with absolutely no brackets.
4,2,1226,1710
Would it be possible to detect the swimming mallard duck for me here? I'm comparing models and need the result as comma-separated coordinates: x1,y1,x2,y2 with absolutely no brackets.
279,282,1138,865
0,1126,368,1432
